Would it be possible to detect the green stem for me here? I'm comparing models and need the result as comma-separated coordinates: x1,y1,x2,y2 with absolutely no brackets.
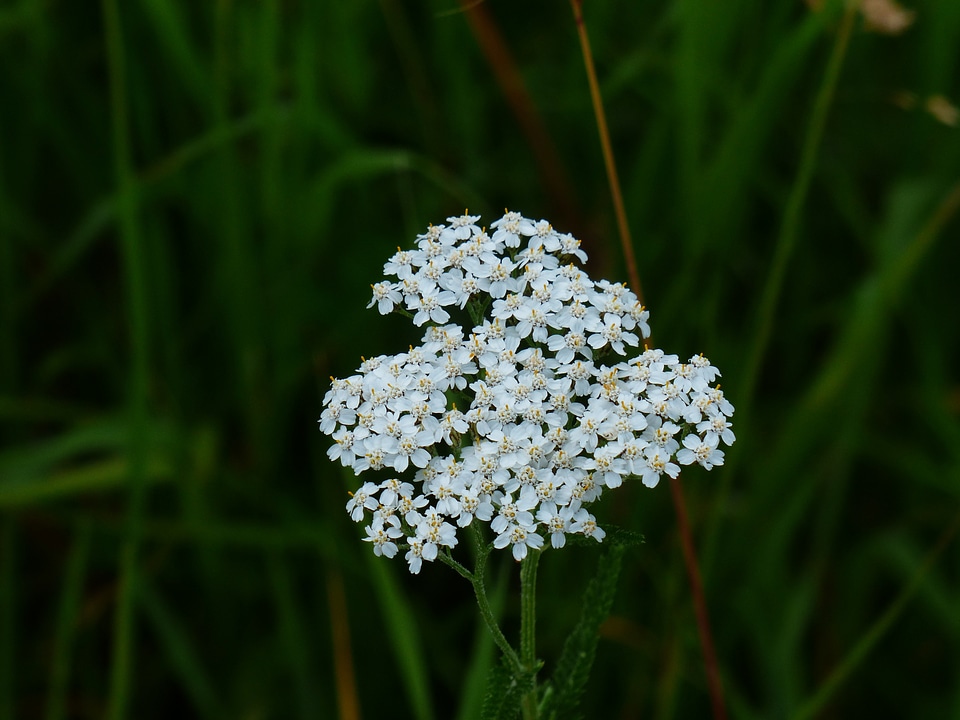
468,526,522,673
520,549,542,720
437,548,473,581
46,520,93,720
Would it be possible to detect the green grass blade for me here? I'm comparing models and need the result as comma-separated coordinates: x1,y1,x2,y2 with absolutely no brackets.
791,511,960,720
0,457,172,509
268,553,320,719
139,0,211,111
367,555,436,720
138,575,223,719
22,108,278,314
101,0,152,716
739,0,857,415
45,520,93,720
0,518,17,720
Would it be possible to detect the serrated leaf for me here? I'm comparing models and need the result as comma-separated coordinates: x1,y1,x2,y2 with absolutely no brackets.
559,525,644,550
601,525,646,549
481,655,535,720
542,546,625,720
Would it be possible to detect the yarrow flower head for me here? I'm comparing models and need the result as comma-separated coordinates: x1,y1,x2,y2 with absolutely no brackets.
320,211,735,573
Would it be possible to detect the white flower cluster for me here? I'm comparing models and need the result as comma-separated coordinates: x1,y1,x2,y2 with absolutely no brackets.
319,211,735,573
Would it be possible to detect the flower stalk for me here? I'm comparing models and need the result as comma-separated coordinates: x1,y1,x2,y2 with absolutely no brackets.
466,526,523,674
520,549,542,719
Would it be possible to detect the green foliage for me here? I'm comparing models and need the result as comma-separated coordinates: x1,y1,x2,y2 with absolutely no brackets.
597,525,646,550
541,546,625,720
481,655,536,720
558,525,644,551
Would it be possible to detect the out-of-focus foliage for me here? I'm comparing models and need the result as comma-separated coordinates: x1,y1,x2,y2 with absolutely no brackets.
1,0,958,718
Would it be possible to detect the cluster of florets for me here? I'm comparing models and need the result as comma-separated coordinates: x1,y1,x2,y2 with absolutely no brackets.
319,211,735,573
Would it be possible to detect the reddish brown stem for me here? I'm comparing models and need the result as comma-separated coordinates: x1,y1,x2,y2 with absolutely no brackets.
569,0,643,304
328,567,361,720
570,2,726,718
669,475,727,720
460,0,581,230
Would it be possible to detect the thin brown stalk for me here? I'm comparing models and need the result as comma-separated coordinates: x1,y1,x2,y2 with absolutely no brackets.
569,0,643,304
570,2,724,718
327,567,361,720
668,475,726,720
459,1,581,229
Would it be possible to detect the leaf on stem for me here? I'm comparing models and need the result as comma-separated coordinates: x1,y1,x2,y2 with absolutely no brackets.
481,654,536,720
541,546,625,720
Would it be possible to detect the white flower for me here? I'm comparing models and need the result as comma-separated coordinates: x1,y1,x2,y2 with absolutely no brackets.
707,387,735,417
590,444,628,489
537,501,580,549
327,427,357,465
346,481,381,522
369,281,402,314
642,416,681,455
391,431,432,472
570,507,605,542
427,474,463,517
639,449,680,488
439,269,481,308
378,478,414,508
416,509,459,561
353,434,396,474
491,491,536,534
568,404,609,453
457,489,494,527
465,256,519,299
405,536,427,574
383,248,420,279
677,433,725,470
490,210,535,248
444,212,481,241
319,210,735,572
494,522,544,561
558,233,588,263
696,415,736,446
406,283,455,326
622,302,650,338
364,515,403,557
400,492,429,526
491,293,527,322
547,322,590,365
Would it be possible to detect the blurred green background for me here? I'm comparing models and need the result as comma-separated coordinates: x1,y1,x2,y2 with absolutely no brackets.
2,0,959,718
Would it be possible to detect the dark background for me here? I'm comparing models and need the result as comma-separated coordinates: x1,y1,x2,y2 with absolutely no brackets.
1,1,959,718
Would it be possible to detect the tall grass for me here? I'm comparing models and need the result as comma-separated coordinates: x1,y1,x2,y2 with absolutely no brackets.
1,1,959,717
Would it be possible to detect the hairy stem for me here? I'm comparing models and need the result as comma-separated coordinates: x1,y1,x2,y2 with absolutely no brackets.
468,525,522,674
520,549,542,720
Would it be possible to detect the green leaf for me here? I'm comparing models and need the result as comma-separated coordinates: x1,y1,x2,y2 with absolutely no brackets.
560,525,644,550
480,654,535,720
542,546,625,720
